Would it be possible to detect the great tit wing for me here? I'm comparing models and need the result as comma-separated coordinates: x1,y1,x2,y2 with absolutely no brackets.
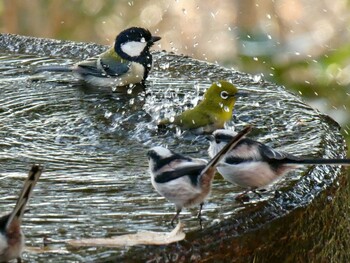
76,48,130,77
75,58,105,76
99,50,130,77
154,164,206,186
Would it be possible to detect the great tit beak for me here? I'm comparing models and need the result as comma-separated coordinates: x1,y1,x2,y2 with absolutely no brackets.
151,36,161,43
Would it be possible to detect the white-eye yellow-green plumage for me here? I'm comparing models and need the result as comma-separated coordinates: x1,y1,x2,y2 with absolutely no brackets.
158,80,239,134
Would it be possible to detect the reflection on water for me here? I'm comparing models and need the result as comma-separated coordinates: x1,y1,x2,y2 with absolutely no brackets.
0,52,346,261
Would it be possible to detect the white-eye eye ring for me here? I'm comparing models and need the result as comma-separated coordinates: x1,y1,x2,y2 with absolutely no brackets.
220,91,229,99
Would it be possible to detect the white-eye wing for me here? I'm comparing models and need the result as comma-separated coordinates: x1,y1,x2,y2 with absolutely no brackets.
75,48,130,78
201,125,253,175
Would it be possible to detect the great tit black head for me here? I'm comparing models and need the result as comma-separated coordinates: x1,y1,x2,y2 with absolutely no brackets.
115,27,161,59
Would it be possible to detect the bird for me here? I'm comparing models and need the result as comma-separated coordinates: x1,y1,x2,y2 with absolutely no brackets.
157,80,244,134
147,126,252,226
0,164,43,262
207,129,350,199
35,27,161,89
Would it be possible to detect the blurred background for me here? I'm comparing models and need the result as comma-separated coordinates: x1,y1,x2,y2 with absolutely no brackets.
0,0,349,154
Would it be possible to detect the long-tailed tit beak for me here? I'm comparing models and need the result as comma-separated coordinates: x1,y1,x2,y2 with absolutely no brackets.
206,135,215,142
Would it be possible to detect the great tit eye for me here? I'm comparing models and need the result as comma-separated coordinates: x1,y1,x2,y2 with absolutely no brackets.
220,91,229,99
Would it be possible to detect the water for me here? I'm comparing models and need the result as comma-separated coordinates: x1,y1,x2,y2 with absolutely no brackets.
0,36,348,262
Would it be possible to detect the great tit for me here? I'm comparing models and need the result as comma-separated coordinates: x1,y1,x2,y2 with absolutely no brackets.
158,81,244,134
0,164,43,262
35,27,161,89
147,126,252,226
207,129,350,199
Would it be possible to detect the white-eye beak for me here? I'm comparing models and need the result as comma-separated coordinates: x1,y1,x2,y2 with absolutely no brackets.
236,91,249,98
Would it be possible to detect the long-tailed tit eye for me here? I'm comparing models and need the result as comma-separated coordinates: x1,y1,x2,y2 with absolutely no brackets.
220,91,229,99
215,138,221,144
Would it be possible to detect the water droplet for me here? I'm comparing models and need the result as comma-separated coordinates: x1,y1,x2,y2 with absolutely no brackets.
160,63,170,70
141,37,146,43
193,42,199,47
182,8,187,15
266,14,271,19
104,111,112,118
169,116,175,123
224,106,230,112
253,74,262,82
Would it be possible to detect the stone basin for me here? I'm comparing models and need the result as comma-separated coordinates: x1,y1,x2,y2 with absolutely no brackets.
0,33,348,262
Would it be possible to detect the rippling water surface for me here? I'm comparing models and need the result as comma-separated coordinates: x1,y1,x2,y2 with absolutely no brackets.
0,52,343,261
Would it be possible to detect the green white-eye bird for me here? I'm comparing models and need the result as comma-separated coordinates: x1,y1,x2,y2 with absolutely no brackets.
35,27,161,90
158,81,243,134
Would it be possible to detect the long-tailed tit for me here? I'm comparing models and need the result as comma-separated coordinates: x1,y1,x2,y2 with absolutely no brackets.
0,165,43,262
208,129,350,199
148,126,252,226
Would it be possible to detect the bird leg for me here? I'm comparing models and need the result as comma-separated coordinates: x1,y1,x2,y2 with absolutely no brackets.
171,208,181,227
196,203,203,219
197,203,204,228
252,189,262,198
